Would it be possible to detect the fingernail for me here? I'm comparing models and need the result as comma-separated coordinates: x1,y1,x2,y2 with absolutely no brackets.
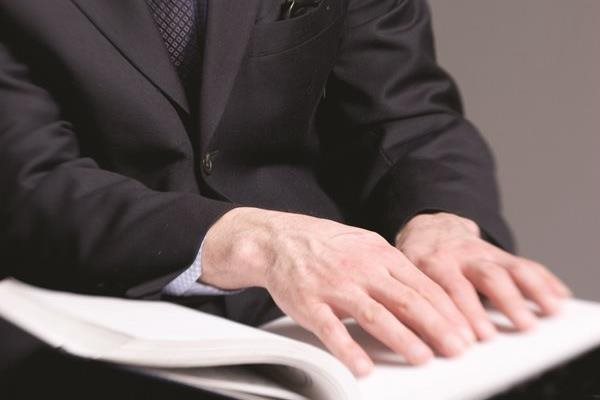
515,310,537,330
407,345,434,364
443,334,466,355
476,320,497,340
354,358,373,376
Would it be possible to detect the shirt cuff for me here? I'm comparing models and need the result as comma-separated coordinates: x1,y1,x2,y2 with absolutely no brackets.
162,240,242,296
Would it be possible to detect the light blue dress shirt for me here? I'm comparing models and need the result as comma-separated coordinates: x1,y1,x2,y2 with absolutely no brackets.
162,241,236,296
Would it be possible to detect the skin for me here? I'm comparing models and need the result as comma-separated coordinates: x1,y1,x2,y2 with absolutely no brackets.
200,207,572,377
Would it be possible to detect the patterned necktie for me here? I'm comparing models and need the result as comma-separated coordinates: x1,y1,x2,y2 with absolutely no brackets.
146,0,206,106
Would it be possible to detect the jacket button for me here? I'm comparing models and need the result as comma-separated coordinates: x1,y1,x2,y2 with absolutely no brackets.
202,152,214,175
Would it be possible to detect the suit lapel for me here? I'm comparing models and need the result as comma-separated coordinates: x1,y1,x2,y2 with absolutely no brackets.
199,0,260,150
70,0,190,114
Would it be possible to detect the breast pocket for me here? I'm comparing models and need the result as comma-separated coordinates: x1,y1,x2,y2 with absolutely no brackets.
250,0,345,57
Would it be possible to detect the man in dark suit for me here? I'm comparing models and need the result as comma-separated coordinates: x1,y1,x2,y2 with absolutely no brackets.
0,0,570,377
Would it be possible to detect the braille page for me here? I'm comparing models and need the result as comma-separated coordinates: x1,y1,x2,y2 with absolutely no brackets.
263,299,600,400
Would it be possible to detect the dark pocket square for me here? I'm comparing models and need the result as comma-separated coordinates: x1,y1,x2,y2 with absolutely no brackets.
251,0,342,56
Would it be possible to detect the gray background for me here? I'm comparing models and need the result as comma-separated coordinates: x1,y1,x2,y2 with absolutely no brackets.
428,0,599,300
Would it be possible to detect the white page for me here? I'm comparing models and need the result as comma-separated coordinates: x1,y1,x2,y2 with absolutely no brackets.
263,299,600,400
0,279,359,400
146,366,310,400
9,281,267,341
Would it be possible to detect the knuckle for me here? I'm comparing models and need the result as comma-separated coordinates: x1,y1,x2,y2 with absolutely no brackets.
446,279,475,299
464,218,480,233
358,302,384,326
476,265,507,284
364,230,386,243
458,239,486,256
393,288,419,315
526,259,549,272
356,229,386,247
506,255,532,269
382,245,402,261
417,253,443,269
430,281,453,301
513,263,536,278
509,259,528,270
509,261,544,283
315,317,338,340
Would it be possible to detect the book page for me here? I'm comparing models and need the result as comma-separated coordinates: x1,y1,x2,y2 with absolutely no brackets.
2,280,267,342
146,366,310,400
262,299,600,400
0,279,358,400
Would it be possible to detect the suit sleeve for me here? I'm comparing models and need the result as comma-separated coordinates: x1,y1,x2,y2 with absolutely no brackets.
0,40,236,298
317,0,515,251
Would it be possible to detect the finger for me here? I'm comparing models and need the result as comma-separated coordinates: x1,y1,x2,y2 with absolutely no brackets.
505,260,562,315
365,280,468,358
487,245,572,299
516,257,572,298
334,290,435,365
425,266,497,341
492,250,569,313
464,261,538,331
305,303,373,376
386,251,476,344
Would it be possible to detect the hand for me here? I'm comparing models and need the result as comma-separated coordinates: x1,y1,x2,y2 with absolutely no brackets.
395,212,572,340
201,207,477,376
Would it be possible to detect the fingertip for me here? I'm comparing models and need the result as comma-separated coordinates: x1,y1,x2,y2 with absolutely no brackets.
440,334,467,357
542,269,572,298
460,326,477,344
514,310,538,331
540,296,563,316
475,320,497,341
352,357,374,377
406,345,434,365
557,284,573,298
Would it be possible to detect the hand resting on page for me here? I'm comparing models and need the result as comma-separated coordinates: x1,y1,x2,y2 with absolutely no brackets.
200,207,571,376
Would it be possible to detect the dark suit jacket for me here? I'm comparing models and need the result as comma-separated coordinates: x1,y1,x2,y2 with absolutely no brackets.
0,0,513,324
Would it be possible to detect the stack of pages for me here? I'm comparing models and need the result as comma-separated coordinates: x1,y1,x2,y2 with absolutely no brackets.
1,278,600,400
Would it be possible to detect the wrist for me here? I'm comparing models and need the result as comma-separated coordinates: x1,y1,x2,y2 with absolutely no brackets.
201,207,271,290
395,212,481,246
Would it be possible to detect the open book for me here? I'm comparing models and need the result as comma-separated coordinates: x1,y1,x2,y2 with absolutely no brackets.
1,278,600,400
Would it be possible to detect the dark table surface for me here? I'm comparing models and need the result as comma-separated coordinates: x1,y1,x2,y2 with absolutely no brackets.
2,317,600,400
